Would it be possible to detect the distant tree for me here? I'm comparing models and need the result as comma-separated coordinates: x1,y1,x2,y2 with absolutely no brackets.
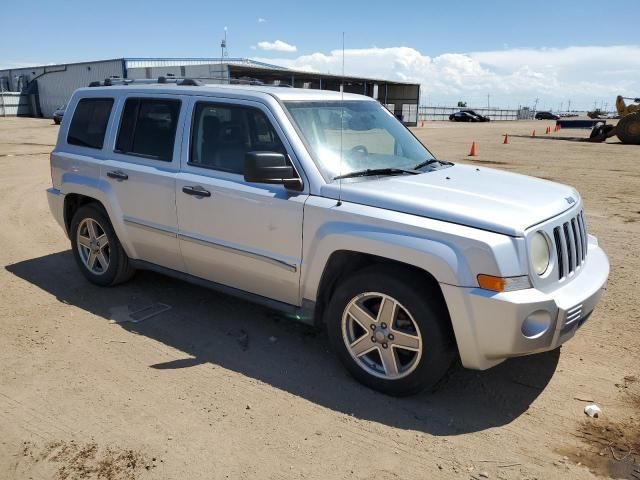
457,101,467,108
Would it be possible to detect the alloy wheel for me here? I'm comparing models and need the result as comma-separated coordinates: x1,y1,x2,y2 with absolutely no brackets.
76,218,110,275
341,292,423,380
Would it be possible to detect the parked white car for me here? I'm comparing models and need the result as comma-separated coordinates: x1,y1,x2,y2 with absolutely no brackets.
47,80,609,395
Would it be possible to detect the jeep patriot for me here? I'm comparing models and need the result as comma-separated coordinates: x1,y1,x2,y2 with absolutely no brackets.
47,79,609,395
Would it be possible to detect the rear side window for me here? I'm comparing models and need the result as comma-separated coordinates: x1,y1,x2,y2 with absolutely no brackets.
67,98,113,149
116,98,181,161
190,102,286,173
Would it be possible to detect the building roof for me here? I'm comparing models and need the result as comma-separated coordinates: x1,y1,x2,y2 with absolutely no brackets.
1,57,418,87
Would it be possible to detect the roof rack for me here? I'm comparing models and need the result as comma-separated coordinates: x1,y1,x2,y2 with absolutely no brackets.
87,75,292,88
88,76,205,87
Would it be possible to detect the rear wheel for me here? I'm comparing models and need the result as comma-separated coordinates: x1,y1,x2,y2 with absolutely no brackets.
616,112,640,145
325,265,455,396
70,204,135,286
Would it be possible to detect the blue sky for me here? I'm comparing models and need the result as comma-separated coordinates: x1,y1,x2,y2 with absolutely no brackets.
3,0,640,109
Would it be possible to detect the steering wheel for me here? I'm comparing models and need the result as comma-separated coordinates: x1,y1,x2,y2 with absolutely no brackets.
348,145,369,158
347,145,369,169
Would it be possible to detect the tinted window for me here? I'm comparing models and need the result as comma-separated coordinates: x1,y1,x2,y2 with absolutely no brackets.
190,102,286,174
116,98,181,161
67,98,113,149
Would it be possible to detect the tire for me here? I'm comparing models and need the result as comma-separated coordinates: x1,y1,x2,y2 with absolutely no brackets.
325,265,456,396
70,203,135,286
616,112,640,145
54,119,61,125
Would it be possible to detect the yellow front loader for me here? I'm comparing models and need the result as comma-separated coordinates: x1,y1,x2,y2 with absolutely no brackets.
590,96,640,144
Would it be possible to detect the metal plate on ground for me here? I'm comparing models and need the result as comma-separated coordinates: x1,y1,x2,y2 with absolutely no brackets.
109,303,171,324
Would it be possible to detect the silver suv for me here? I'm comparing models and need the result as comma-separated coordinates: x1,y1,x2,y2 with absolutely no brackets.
47,80,609,395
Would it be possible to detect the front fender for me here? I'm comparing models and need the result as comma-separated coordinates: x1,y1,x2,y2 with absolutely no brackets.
301,222,465,302
300,197,526,303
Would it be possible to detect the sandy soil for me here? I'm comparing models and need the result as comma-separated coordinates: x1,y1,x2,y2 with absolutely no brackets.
0,117,638,480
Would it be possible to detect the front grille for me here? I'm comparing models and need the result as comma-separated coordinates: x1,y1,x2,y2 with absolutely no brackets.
552,210,588,280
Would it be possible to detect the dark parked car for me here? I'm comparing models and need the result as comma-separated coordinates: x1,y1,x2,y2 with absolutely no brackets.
53,106,66,125
449,110,490,122
460,109,490,122
535,111,560,120
449,111,480,122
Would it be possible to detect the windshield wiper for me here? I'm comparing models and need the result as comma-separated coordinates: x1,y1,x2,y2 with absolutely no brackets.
333,168,419,180
413,158,446,170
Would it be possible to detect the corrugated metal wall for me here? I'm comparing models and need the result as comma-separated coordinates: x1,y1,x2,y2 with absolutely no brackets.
126,63,229,83
37,60,123,117
0,60,123,118
0,92,30,116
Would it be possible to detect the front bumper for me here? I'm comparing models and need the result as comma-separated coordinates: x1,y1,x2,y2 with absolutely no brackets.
47,187,66,234
441,236,609,370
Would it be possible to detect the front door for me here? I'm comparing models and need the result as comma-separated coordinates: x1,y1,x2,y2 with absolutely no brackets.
175,98,307,305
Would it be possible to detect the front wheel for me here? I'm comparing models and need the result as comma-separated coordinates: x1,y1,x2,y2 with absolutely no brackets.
326,265,455,396
616,112,640,145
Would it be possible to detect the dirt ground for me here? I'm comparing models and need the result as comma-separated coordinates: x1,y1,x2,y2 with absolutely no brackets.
0,117,638,480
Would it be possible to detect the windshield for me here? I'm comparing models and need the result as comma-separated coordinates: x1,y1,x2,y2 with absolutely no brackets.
284,101,436,181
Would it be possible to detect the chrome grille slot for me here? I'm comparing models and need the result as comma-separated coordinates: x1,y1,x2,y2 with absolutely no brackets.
578,212,587,259
551,210,588,280
563,223,574,273
571,218,582,264
553,227,564,279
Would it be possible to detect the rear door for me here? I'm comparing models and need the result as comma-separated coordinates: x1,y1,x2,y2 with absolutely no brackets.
175,97,307,305
101,94,186,272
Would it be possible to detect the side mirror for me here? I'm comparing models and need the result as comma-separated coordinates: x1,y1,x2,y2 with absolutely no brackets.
244,152,302,190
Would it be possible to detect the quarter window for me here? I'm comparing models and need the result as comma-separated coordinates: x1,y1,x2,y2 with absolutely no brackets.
190,102,286,174
116,98,181,161
67,98,113,149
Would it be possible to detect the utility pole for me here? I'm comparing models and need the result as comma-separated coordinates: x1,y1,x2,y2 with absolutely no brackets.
221,27,228,59
534,97,539,112
567,99,571,113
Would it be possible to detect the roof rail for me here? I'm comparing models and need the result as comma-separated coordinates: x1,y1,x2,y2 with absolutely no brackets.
88,77,204,87
86,76,291,88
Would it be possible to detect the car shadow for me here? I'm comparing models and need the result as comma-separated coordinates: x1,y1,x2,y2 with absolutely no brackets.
6,251,560,436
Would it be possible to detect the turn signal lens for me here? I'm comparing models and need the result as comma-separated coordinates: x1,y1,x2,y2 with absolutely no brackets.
477,274,531,292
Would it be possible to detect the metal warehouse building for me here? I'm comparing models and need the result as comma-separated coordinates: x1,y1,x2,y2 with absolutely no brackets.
0,58,420,125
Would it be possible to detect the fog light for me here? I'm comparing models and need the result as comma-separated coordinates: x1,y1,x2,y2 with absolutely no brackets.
521,310,552,339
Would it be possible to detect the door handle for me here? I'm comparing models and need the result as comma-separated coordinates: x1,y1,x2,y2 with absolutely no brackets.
182,185,211,197
107,170,129,181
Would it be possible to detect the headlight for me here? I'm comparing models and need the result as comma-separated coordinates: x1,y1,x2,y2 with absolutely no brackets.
531,231,550,275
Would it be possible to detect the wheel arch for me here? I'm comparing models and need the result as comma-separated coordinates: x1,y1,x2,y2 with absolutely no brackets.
312,250,452,334
63,193,107,235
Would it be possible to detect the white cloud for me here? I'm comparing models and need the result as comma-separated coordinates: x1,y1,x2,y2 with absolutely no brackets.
253,45,640,110
257,17,266,23
256,40,297,53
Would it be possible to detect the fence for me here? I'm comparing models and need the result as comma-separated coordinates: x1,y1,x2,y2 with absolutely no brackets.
0,92,31,116
418,106,534,122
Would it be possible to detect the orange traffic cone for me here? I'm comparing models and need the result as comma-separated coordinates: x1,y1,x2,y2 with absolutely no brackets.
532,130,536,137
468,141,478,156
503,134,509,144
545,126,550,134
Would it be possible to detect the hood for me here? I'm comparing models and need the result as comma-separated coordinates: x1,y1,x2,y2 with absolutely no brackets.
321,163,579,236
